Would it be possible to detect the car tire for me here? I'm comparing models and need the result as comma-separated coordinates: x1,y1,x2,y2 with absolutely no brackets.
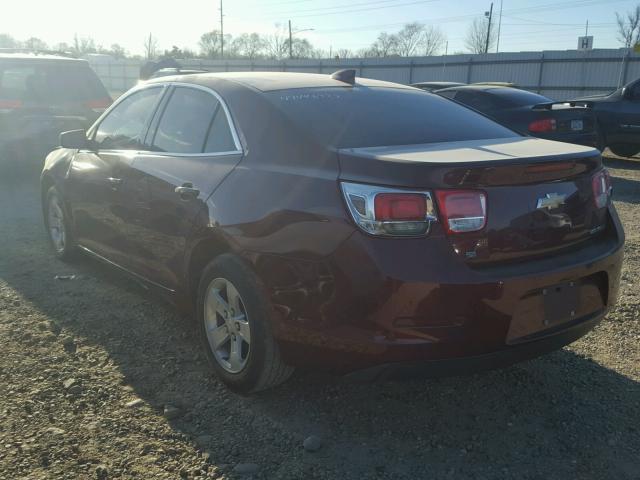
609,144,639,158
197,254,294,393
43,185,77,260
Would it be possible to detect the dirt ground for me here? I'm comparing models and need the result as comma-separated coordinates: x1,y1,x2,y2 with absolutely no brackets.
0,157,638,480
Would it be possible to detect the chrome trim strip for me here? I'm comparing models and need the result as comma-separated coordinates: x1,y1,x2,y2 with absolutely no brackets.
77,245,176,294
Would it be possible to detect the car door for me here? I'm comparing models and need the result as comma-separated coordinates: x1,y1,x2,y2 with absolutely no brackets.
65,85,165,265
613,80,640,145
124,84,243,290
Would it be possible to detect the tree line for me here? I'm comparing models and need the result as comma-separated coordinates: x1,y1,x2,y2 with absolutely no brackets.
2,5,640,61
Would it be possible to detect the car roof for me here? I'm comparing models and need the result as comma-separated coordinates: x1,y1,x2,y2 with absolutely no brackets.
146,71,415,92
0,52,87,63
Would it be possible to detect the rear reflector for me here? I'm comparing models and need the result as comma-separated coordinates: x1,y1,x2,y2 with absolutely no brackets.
84,98,112,113
435,190,487,234
528,118,557,133
592,169,612,209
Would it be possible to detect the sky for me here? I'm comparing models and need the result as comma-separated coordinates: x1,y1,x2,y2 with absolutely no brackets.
2,0,637,56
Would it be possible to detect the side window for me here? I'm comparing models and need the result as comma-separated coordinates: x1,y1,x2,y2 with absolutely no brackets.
454,91,496,114
152,87,221,154
95,87,162,150
204,105,237,153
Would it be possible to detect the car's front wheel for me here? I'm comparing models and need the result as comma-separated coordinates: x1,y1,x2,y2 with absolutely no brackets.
609,144,639,158
43,185,76,260
197,254,294,393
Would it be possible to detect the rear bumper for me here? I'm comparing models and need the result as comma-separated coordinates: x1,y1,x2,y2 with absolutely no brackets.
345,309,603,381
268,206,624,374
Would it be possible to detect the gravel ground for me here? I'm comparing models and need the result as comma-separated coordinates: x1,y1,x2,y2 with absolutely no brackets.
0,157,638,480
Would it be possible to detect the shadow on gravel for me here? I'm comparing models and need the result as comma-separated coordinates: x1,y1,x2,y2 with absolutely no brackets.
1,178,638,479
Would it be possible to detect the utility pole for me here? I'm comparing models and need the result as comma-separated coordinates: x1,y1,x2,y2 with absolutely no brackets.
484,2,494,54
585,19,589,36
220,0,224,58
289,20,293,59
496,0,503,53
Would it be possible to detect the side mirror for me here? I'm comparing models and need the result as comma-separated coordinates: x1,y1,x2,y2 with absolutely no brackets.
60,129,88,149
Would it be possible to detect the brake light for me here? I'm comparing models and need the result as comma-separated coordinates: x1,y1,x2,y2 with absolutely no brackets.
84,97,112,113
528,118,556,133
0,99,22,112
341,182,436,236
592,169,612,209
435,190,487,234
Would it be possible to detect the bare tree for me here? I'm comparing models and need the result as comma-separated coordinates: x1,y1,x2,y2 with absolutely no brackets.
53,42,71,52
199,31,222,58
143,33,158,60
422,25,446,56
73,34,97,54
395,22,426,56
24,37,48,51
109,43,127,59
265,25,289,60
616,5,640,48
368,32,399,57
0,33,20,48
465,17,496,54
335,48,352,59
291,38,314,58
232,33,265,59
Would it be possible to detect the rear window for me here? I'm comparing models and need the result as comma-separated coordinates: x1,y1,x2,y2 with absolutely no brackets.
0,62,108,103
488,88,552,107
266,87,517,148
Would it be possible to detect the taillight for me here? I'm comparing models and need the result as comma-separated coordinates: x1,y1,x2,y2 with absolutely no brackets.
592,169,612,209
84,97,112,113
435,190,487,234
341,182,437,236
528,118,556,133
0,99,22,113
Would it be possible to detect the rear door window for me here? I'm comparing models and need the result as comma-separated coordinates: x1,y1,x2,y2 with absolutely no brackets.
94,87,163,150
204,105,237,153
151,86,237,154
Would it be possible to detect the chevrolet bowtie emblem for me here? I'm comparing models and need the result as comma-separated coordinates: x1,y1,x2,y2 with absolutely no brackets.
536,193,567,210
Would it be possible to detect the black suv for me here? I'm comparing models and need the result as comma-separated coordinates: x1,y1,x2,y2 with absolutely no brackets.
0,53,111,173
573,78,640,157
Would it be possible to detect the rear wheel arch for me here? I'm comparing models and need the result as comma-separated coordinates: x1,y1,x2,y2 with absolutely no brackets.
186,235,235,303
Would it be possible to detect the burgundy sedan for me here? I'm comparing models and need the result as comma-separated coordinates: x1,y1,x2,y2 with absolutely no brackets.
41,71,624,393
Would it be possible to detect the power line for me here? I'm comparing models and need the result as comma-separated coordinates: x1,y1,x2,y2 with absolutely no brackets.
266,0,426,16
272,0,441,20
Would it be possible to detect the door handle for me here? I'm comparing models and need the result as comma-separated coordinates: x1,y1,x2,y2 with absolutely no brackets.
175,183,200,199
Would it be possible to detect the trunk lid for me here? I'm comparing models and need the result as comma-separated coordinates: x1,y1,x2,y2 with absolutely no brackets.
338,137,607,264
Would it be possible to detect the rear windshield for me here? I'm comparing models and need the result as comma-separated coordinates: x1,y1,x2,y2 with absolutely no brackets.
0,62,108,103
488,88,552,107
267,87,517,148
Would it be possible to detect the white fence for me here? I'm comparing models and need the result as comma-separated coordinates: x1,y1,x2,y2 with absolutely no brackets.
88,48,640,100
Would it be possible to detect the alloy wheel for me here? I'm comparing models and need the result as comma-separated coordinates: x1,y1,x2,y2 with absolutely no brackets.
47,194,66,253
204,278,251,373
